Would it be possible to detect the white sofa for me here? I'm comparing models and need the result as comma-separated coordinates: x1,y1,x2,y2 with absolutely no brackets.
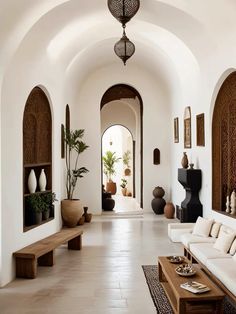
169,218,236,301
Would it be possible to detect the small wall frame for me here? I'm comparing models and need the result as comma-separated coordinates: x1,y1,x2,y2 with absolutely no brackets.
184,106,191,149
174,117,179,143
196,113,205,146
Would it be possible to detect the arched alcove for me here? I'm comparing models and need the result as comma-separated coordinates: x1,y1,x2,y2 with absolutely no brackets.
100,84,143,207
212,72,236,218
23,86,53,230
153,148,160,165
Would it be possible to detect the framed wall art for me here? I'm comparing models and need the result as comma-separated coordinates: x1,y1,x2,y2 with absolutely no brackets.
196,113,205,146
184,106,191,148
174,117,179,143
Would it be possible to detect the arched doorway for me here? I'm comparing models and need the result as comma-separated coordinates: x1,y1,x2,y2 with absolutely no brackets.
212,71,236,216
100,84,143,210
102,125,134,198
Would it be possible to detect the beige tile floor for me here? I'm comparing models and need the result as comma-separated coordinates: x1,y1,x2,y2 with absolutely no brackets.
0,213,182,314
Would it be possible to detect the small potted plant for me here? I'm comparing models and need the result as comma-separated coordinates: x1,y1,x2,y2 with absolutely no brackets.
120,178,128,196
41,192,57,220
123,150,131,176
102,150,121,195
61,129,89,227
25,193,46,225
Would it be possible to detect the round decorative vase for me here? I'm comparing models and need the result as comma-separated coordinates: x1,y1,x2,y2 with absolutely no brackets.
106,181,117,195
164,202,175,219
153,186,165,198
151,198,166,214
124,168,131,176
61,199,83,227
102,198,115,211
181,152,189,169
83,206,92,223
39,168,47,191
28,169,37,193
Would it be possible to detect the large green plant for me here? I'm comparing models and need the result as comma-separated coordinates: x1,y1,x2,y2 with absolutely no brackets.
64,129,89,199
102,151,121,182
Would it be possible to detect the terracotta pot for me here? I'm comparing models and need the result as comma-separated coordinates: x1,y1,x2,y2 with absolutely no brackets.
106,181,117,195
61,199,83,227
152,186,165,198
164,202,175,219
124,168,131,176
121,188,127,196
78,216,85,225
181,152,189,169
83,207,92,223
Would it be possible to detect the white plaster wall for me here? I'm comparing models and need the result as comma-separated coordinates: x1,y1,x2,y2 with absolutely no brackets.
0,50,65,287
66,63,172,213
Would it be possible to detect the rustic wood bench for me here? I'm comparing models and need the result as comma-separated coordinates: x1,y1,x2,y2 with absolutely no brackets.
13,228,83,279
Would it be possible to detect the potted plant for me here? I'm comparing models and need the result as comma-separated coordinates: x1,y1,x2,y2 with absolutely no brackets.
25,193,46,225
123,150,131,176
41,192,57,220
102,150,121,195
120,178,128,196
61,129,89,227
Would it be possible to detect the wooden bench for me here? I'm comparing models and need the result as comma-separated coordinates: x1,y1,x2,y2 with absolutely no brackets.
13,228,83,279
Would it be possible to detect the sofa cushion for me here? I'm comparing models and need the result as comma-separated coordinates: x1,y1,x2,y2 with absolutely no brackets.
168,223,195,242
192,217,213,237
210,222,221,238
230,238,236,255
181,233,216,249
205,258,236,296
213,228,235,253
189,242,231,264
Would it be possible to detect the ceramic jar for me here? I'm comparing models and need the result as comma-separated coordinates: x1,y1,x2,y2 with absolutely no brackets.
181,152,189,169
28,169,37,193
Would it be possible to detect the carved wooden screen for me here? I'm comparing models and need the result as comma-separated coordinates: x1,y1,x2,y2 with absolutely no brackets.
212,72,236,212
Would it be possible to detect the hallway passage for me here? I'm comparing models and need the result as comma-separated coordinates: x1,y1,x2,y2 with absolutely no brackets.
1,214,182,314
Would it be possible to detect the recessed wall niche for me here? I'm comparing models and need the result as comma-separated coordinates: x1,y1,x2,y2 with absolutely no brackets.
153,148,160,165
23,86,53,231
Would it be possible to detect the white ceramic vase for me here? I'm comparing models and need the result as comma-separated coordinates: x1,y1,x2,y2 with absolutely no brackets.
39,169,47,191
28,169,37,193
230,190,236,215
226,195,230,213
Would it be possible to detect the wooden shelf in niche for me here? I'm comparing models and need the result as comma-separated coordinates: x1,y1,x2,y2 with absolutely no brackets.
23,87,53,231
212,209,236,219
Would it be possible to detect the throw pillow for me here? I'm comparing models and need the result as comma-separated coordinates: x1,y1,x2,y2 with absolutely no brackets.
230,238,236,255
192,217,214,237
213,229,235,253
210,222,221,238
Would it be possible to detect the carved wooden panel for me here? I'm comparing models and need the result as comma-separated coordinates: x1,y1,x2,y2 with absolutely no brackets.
212,72,236,211
23,87,52,164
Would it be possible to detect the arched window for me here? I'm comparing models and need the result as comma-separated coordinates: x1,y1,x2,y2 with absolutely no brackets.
212,72,236,216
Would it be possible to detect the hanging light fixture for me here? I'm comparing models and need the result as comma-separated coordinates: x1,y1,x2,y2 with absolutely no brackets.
114,27,135,66
108,0,140,27
108,0,140,65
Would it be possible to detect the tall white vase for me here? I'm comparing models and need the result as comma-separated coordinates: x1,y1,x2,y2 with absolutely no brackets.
28,169,37,193
39,169,47,191
230,190,236,215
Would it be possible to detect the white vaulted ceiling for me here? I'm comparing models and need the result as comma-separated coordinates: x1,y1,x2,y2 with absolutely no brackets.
1,0,236,89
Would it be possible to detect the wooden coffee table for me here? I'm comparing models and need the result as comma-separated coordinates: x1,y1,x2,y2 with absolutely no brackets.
158,256,225,314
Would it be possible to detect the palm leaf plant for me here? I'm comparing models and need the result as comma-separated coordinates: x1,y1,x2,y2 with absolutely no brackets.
64,129,89,199
102,151,121,182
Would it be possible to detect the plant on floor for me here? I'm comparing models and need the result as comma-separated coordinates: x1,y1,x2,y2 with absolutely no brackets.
103,151,121,195
102,151,121,182
64,129,89,200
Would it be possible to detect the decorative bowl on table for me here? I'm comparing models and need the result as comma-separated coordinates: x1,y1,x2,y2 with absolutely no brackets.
175,263,196,276
167,256,184,264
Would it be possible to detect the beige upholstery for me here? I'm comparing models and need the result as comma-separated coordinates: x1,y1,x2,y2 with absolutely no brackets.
181,233,216,249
